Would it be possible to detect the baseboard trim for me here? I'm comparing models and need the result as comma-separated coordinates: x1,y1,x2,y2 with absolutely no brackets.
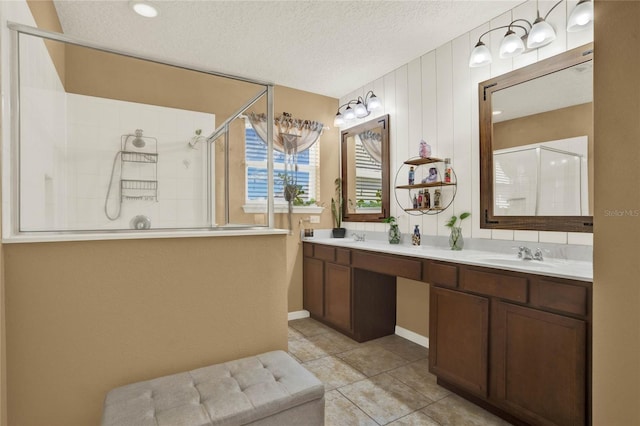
395,325,429,348
288,310,310,321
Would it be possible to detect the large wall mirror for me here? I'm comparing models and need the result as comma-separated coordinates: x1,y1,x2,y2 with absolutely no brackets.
480,44,593,233
341,115,390,222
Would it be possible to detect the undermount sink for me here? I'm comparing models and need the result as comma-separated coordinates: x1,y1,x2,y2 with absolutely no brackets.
472,257,552,269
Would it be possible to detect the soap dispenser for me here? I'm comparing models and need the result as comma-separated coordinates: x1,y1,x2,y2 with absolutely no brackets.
412,225,421,246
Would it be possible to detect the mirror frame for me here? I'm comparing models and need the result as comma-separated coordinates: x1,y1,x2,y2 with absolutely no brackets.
479,43,593,233
341,114,390,222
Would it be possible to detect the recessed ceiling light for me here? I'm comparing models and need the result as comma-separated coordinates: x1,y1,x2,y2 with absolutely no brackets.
492,110,503,115
130,1,158,18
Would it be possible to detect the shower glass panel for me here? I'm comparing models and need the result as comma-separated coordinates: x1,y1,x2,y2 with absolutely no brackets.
10,27,274,236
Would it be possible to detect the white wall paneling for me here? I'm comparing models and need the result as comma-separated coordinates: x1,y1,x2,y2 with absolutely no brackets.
341,0,592,245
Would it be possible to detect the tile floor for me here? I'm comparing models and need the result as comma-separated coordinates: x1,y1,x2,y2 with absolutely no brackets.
288,318,512,426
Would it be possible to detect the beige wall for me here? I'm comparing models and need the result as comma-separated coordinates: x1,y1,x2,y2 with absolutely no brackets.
4,236,287,426
26,0,65,86
593,1,640,424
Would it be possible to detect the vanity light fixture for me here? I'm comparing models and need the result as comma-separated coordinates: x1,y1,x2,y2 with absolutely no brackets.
469,0,593,68
130,1,159,18
334,91,381,127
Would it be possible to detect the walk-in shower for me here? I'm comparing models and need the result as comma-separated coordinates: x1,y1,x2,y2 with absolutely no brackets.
6,23,275,238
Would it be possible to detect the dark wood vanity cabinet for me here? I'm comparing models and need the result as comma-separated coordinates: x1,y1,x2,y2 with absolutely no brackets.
429,263,591,426
302,243,396,342
429,287,489,397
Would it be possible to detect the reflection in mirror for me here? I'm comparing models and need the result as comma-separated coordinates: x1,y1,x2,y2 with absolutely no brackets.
341,115,390,222
480,44,593,232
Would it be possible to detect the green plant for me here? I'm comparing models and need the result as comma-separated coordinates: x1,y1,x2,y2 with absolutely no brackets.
445,212,471,228
331,178,343,229
382,216,397,225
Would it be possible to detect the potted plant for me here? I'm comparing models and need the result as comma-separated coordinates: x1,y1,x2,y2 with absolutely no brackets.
445,212,470,250
383,216,401,244
331,178,346,238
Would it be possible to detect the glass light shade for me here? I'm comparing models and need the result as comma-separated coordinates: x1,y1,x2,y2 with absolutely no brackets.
567,0,593,32
343,106,356,121
354,101,368,118
367,94,381,110
499,31,525,58
333,112,345,127
527,18,556,49
469,41,492,68
130,1,158,18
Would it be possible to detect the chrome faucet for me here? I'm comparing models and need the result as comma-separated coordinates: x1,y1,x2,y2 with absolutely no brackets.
351,232,366,242
518,246,544,261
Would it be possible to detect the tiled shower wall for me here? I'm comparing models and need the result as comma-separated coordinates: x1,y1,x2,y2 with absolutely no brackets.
66,94,214,230
341,0,593,246
17,31,216,231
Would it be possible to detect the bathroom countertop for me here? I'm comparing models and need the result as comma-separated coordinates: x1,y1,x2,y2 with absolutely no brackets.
303,237,593,282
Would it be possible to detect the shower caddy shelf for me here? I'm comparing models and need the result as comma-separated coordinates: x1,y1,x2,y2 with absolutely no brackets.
394,157,457,215
118,132,158,203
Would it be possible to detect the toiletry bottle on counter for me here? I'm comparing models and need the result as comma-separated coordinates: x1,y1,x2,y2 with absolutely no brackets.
412,225,421,246
408,166,415,185
444,158,452,183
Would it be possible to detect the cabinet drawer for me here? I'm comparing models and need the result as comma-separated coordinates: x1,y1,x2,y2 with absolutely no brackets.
424,261,458,288
461,268,528,303
352,250,421,280
530,278,589,317
335,248,351,265
314,245,335,262
303,243,314,258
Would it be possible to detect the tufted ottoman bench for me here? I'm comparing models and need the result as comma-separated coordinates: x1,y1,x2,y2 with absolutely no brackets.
101,350,325,426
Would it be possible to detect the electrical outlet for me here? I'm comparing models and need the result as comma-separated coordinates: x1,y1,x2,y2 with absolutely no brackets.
309,215,320,224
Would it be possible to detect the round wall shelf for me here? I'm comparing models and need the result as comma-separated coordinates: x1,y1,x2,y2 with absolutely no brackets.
393,157,457,215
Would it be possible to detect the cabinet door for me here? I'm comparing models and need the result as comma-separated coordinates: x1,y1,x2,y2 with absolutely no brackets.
492,301,586,426
324,263,352,331
303,257,324,318
429,287,489,397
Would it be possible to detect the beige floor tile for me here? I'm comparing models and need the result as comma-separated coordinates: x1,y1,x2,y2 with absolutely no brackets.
287,336,330,363
288,326,304,341
324,389,378,426
388,411,441,425
304,355,367,391
387,359,450,401
306,330,360,354
289,318,332,337
337,345,409,376
420,394,512,426
338,373,433,425
367,334,429,362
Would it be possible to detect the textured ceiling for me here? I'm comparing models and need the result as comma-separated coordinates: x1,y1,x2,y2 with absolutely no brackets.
53,0,522,98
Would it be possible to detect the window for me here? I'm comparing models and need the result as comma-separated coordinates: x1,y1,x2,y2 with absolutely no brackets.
245,124,319,209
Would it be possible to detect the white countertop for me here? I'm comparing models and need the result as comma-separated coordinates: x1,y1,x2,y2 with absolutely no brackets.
304,237,593,282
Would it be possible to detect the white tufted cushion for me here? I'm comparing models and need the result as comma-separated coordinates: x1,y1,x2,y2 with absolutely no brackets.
102,351,325,426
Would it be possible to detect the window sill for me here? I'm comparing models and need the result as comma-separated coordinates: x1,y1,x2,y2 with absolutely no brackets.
242,204,325,214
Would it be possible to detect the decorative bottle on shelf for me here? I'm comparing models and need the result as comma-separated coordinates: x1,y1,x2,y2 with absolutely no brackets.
417,190,423,207
408,166,415,185
412,194,418,209
444,158,452,183
412,225,421,246
434,189,441,208
425,189,431,209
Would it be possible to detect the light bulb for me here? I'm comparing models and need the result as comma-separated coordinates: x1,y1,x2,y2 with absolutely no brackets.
130,1,158,18
499,30,525,58
354,101,368,118
527,17,556,49
343,106,356,121
367,94,381,110
567,0,593,32
469,41,492,68
333,112,345,127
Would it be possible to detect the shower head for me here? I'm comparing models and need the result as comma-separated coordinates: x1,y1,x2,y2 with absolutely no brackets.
132,129,146,148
